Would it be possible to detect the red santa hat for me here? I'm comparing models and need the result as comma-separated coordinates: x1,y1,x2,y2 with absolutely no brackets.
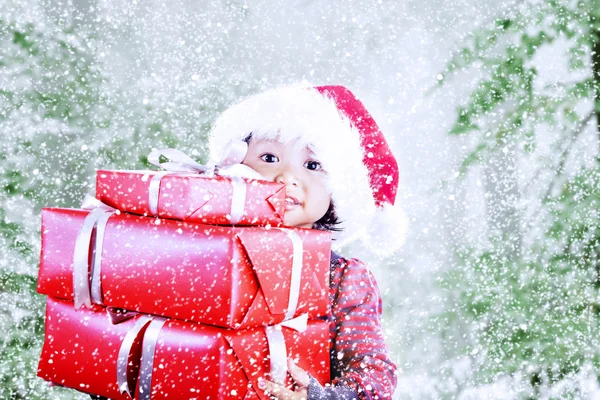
208,84,407,257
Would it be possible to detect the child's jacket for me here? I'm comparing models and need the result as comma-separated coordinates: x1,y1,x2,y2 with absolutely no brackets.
308,253,398,400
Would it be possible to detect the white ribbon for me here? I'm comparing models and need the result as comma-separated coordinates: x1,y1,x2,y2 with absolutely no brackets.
265,314,309,384
73,195,117,309
138,317,167,400
148,171,171,216
90,211,112,304
277,228,304,321
117,315,154,398
146,140,263,224
263,228,305,384
228,176,247,224
115,315,166,400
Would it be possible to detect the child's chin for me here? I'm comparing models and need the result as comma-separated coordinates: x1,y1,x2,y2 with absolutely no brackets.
283,211,314,229
284,219,313,229
283,218,298,228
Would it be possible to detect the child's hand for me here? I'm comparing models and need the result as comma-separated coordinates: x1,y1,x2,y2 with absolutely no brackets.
258,358,310,400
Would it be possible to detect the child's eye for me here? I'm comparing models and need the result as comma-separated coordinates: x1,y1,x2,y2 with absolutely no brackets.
260,153,279,163
304,160,322,171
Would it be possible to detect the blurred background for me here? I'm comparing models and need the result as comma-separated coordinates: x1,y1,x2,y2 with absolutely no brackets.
2,0,600,398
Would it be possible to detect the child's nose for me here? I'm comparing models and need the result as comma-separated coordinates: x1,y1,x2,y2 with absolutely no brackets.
274,167,300,187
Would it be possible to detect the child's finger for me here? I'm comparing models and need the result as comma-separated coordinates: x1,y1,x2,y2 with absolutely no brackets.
287,358,310,388
258,377,286,398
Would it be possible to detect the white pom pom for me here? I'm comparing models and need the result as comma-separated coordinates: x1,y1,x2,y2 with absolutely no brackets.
360,203,408,258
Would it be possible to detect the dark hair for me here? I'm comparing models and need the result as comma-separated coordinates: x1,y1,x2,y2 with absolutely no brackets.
243,132,343,233
312,201,343,232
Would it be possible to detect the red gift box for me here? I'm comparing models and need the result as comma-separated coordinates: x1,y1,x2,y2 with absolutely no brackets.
37,207,331,329
38,297,330,400
96,170,286,226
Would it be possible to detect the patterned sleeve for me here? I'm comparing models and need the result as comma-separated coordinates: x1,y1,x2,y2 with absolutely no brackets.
317,257,398,400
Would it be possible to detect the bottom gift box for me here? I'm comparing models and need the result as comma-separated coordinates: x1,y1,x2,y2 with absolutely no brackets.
37,297,330,399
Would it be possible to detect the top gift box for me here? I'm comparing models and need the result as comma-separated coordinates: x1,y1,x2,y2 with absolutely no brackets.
96,169,286,226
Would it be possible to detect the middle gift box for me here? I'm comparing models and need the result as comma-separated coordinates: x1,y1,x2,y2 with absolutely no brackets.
37,207,331,329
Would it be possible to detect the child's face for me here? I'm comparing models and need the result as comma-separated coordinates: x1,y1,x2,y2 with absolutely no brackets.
242,138,331,229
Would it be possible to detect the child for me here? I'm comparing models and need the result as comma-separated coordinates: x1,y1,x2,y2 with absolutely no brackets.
208,84,407,400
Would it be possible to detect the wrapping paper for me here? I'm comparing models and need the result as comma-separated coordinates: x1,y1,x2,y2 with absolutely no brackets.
38,297,330,400
96,169,286,226
37,207,331,329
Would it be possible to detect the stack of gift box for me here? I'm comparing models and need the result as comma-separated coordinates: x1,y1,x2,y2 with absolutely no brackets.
36,156,332,399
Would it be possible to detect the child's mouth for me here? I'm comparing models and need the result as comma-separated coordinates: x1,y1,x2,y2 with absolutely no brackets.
284,196,301,210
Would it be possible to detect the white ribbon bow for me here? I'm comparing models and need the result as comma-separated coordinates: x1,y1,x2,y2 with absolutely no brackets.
146,140,263,224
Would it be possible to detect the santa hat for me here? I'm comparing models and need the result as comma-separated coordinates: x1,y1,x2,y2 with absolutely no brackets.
208,84,408,257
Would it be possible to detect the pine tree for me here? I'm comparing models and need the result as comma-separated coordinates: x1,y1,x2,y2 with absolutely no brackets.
437,0,600,396
0,10,239,397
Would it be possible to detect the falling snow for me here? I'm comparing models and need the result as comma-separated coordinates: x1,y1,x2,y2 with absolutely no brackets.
2,0,600,399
